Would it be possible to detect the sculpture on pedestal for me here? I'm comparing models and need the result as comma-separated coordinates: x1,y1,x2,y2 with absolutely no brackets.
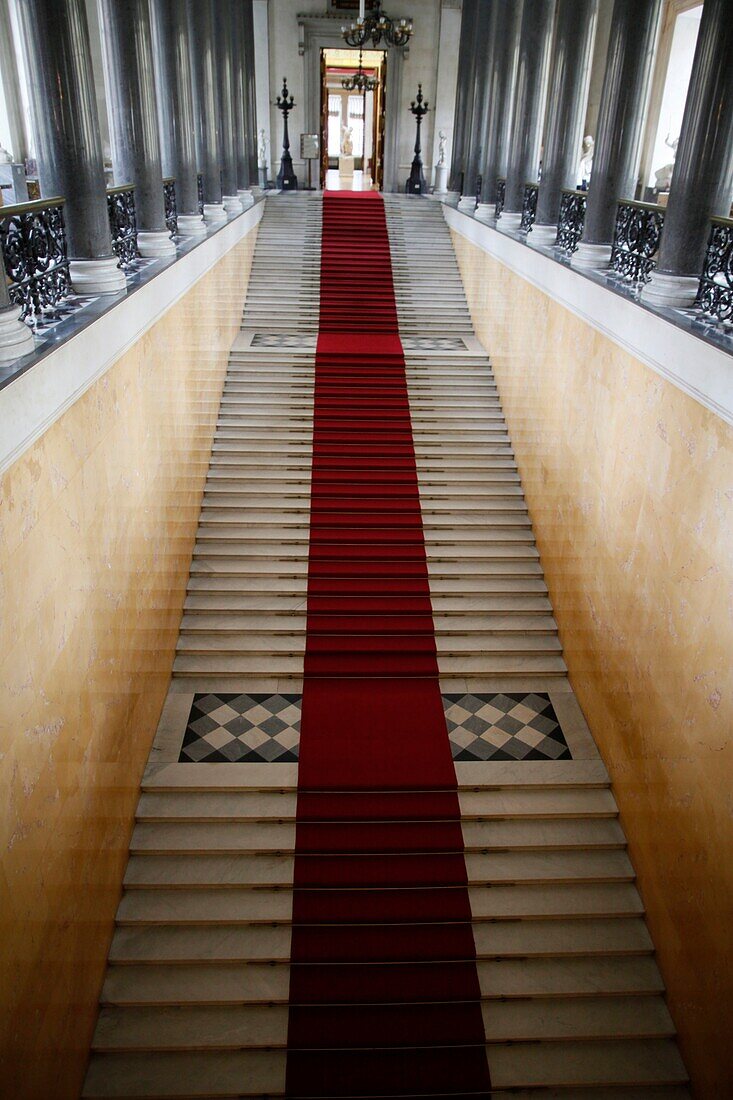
275,77,298,191
577,134,594,189
341,126,354,156
654,134,679,194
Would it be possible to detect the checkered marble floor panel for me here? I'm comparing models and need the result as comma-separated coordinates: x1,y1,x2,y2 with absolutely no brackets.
179,691,571,762
180,693,301,762
444,692,571,761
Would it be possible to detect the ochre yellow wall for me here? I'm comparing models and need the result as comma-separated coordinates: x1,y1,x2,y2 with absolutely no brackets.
0,229,256,1098
452,230,733,1097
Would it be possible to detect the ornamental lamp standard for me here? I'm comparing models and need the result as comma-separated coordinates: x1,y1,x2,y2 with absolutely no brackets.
275,77,298,191
341,0,413,49
405,84,428,195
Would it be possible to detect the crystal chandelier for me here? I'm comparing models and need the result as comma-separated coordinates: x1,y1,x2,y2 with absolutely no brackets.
341,0,413,49
341,48,378,94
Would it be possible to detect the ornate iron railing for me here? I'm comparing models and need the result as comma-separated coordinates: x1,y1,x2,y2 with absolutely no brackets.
0,197,72,326
163,177,178,236
520,182,539,233
696,216,733,325
610,199,664,285
107,184,138,271
475,174,483,210
197,173,204,215
495,177,506,219
555,189,587,253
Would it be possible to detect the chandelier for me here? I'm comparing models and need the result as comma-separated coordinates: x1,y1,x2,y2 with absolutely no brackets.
341,48,378,94
341,0,413,49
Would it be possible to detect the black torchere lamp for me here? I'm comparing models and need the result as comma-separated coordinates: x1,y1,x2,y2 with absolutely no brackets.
275,77,298,191
405,84,428,195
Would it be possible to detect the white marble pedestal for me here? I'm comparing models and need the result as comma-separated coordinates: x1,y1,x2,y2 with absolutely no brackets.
339,155,354,179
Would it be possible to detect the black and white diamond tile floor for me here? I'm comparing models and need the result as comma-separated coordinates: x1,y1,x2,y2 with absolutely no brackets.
178,691,571,762
444,692,571,761
180,693,301,762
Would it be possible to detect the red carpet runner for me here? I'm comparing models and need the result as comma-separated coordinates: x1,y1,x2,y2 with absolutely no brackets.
285,193,492,1098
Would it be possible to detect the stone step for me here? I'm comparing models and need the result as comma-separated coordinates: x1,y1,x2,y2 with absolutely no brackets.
91,1004,288,1052
82,1049,284,1097
488,1038,688,1090
179,612,556,634
128,817,622,856
123,849,634,889
174,634,562,655
115,882,643,928
482,996,676,1043
183,594,552,614
173,654,568,677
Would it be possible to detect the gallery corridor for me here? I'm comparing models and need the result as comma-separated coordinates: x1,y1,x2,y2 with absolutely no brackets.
80,194,690,1098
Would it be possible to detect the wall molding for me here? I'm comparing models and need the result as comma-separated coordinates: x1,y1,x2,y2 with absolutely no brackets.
444,204,733,428
0,201,264,477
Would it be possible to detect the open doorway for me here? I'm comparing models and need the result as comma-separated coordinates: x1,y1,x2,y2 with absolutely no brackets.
320,47,386,190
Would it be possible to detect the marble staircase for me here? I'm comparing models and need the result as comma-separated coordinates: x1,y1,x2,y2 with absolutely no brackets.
83,194,690,1098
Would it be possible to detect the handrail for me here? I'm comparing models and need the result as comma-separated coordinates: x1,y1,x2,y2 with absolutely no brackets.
0,195,66,216
106,183,135,196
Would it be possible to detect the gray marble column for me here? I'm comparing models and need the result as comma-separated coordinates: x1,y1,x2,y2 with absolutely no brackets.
499,0,556,230
457,0,496,209
15,0,126,292
533,0,598,243
242,0,259,185
0,258,35,364
573,0,662,269
217,1,243,213
642,0,733,307
151,0,206,236
448,0,479,193
99,0,175,257
188,0,225,223
475,0,523,220
233,1,253,203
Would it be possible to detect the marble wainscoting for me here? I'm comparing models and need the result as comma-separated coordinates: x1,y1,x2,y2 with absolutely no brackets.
450,225,733,1098
0,228,257,1098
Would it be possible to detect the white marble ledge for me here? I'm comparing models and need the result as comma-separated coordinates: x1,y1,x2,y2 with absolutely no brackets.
443,203,733,428
0,200,264,477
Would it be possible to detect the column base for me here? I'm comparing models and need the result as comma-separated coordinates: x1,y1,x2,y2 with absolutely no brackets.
177,213,208,237
69,255,127,295
223,194,243,213
571,241,612,270
474,203,496,222
0,304,34,364
530,223,559,246
204,202,227,224
497,210,523,231
137,229,177,258
237,189,255,207
457,195,476,212
640,271,700,309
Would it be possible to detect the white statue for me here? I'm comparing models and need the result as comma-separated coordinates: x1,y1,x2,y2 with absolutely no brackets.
258,129,269,168
341,126,353,157
577,134,594,187
437,130,447,167
654,133,679,193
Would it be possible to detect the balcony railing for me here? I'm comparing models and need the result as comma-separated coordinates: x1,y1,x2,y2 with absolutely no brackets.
197,173,204,215
0,197,73,328
106,184,138,271
610,199,664,286
555,189,587,254
520,182,539,233
163,177,177,236
697,216,733,327
495,177,506,219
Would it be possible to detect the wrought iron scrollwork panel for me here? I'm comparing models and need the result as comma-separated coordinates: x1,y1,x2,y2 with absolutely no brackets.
163,179,178,237
610,201,664,285
197,173,204,215
520,183,538,233
555,190,586,254
495,178,506,220
0,200,72,326
697,219,733,325
107,187,138,271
